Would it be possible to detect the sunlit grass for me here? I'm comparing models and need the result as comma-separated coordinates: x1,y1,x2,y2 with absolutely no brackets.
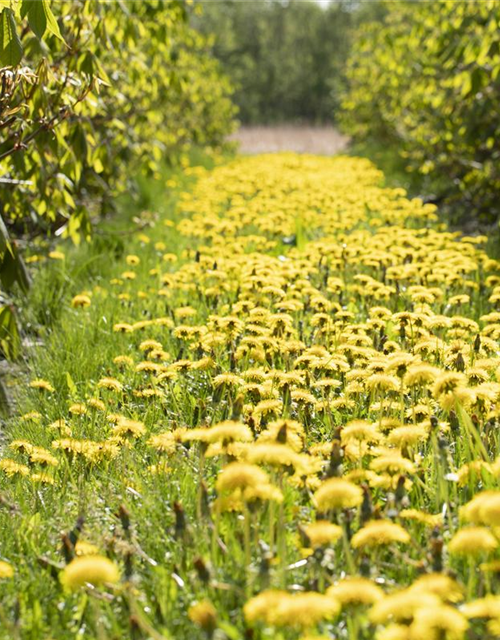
1,153,500,639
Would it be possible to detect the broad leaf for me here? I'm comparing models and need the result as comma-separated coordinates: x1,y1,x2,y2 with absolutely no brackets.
0,9,23,66
0,305,20,361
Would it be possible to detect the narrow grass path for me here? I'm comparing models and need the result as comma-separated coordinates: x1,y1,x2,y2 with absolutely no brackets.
1,153,499,639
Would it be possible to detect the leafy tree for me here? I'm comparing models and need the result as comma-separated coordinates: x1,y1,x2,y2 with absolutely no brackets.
0,0,236,359
197,0,354,124
341,0,500,224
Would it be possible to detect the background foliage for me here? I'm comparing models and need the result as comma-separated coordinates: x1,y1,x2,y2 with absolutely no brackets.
197,0,354,124
341,0,500,224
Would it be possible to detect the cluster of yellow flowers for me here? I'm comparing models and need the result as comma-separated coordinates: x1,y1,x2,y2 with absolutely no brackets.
3,153,500,637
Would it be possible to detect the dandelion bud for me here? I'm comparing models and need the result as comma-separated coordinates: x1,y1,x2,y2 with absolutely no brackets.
326,440,343,478
454,352,465,372
276,422,288,444
193,557,210,584
129,615,142,640
118,505,131,535
68,515,84,547
474,334,481,352
361,484,373,524
449,411,459,433
395,475,407,506
174,501,187,540
231,394,244,420
259,553,272,590
429,527,443,572
61,533,75,564
200,481,211,520
360,555,371,577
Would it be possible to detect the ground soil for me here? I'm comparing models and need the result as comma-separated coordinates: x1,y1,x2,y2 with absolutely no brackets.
229,125,349,155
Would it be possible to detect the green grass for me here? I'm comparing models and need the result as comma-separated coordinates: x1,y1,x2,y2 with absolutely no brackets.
1,152,499,640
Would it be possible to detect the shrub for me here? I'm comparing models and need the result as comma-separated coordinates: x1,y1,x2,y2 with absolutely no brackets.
341,0,500,224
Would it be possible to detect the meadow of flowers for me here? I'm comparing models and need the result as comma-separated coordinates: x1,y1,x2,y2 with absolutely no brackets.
2,153,500,639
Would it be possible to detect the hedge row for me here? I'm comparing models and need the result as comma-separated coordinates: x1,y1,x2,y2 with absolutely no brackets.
341,1,500,224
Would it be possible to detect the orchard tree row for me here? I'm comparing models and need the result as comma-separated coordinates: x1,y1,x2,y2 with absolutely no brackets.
0,0,235,357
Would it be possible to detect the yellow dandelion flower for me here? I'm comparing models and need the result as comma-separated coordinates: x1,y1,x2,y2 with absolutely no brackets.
9,439,35,455
375,623,412,640
60,555,120,589
48,250,65,260
257,419,305,452
97,377,123,392
69,403,87,416
30,379,55,393
410,605,468,640
213,373,245,388
387,425,429,448
0,459,30,477
462,595,500,619
448,527,498,556
88,398,106,412
71,294,91,308
326,577,384,606
302,521,343,548
341,420,382,445
31,472,55,485
244,590,340,628
147,432,176,453
432,373,467,398
351,520,410,549
112,418,146,439
245,443,302,470
75,540,100,556
136,361,163,374
113,323,134,333
399,509,443,528
29,447,59,467
0,561,13,578
20,411,42,422
113,355,134,367
404,364,439,387
313,478,363,511
409,573,463,603
460,491,500,526
370,453,415,475
370,591,442,624
139,339,163,352
216,462,269,493
243,483,283,504
366,373,400,393
188,600,217,632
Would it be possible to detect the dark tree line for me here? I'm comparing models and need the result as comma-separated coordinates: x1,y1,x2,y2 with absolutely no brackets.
196,0,357,124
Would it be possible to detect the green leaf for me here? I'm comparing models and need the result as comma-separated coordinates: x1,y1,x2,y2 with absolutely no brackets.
0,8,23,66
0,305,20,361
22,0,64,42
0,242,31,294
0,377,11,416
20,0,29,18
0,214,13,260
66,372,77,397
43,0,64,42
26,0,47,38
